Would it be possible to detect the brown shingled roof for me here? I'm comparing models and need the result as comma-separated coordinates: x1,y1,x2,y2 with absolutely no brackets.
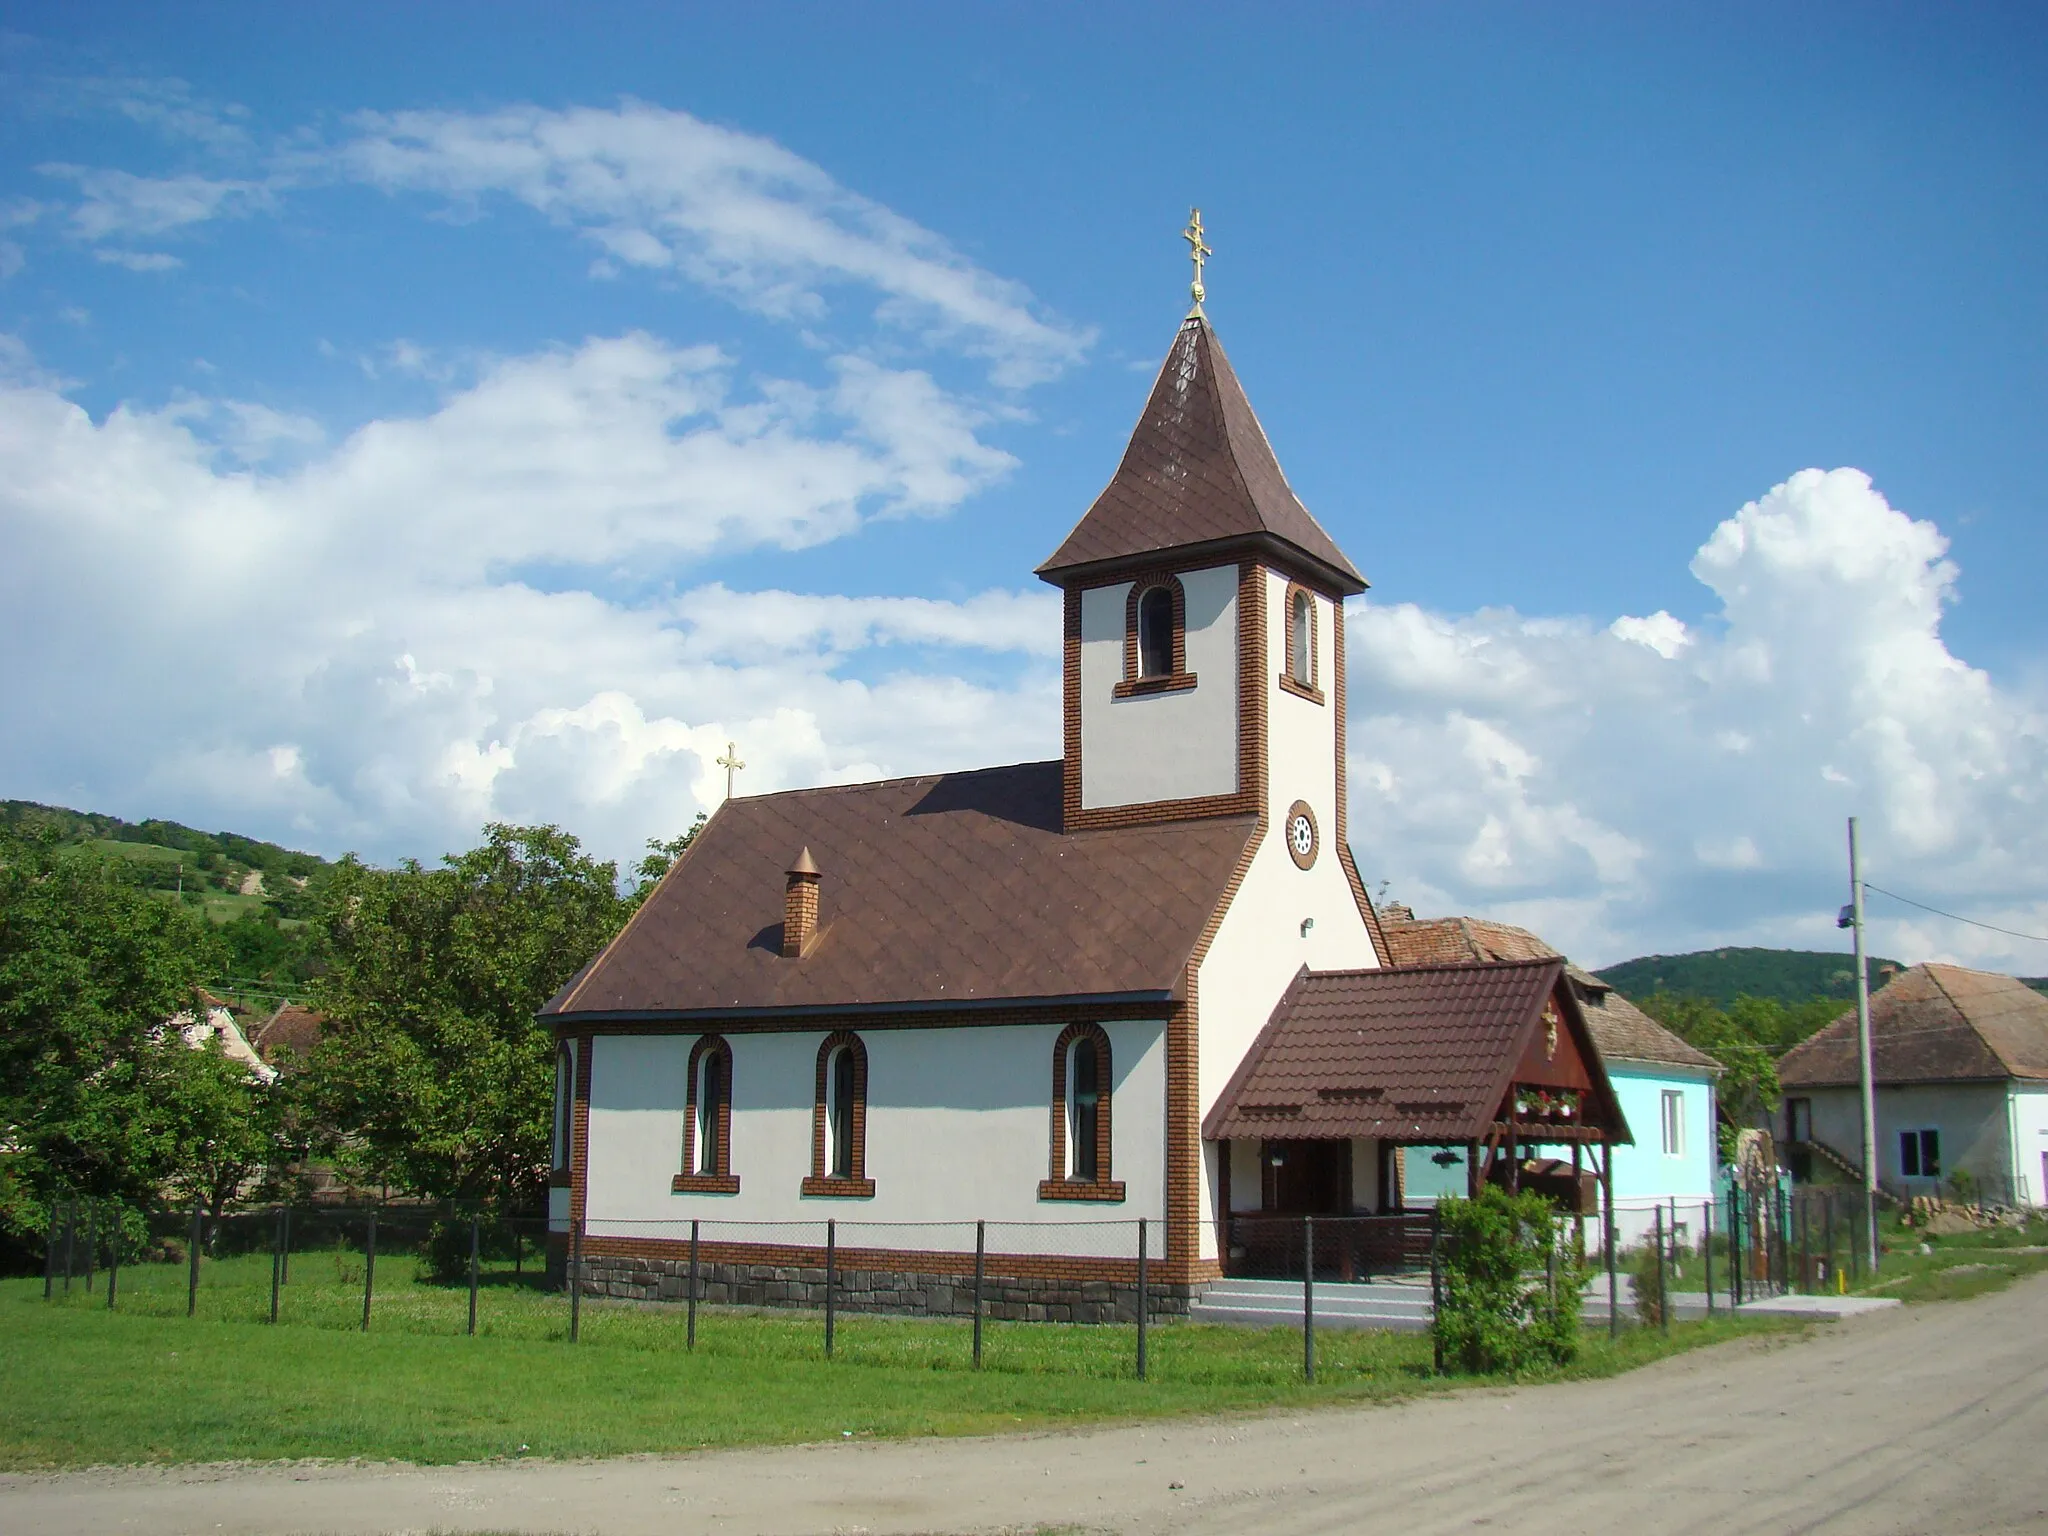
1036,315,1365,594
1780,963,2048,1088
1380,913,1718,1073
1203,959,1631,1144
254,1003,325,1065
547,761,1256,1019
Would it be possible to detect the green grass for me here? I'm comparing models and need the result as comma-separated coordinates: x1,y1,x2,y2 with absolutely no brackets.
0,1253,1784,1471
1849,1214,2048,1304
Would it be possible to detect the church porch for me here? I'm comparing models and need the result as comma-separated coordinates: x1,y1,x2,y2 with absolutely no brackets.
1204,957,1631,1281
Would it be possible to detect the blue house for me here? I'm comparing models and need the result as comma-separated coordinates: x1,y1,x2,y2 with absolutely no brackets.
1381,910,1721,1247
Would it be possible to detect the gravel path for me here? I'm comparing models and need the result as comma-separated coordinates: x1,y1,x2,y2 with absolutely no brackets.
7,1272,2048,1535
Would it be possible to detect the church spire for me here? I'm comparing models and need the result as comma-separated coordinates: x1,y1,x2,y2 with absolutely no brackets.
1035,305,1365,595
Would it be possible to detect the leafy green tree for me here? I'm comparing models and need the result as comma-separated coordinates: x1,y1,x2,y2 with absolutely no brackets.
630,813,706,908
158,1037,282,1234
305,824,627,1207
1639,992,1784,1146
0,828,226,1245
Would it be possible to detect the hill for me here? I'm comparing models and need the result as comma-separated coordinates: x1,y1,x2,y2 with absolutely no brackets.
1594,947,1906,1008
1,798,336,996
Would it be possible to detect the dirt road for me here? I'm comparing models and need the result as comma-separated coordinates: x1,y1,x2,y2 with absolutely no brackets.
7,1273,2048,1536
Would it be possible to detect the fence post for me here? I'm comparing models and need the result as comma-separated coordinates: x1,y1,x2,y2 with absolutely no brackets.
362,1208,378,1331
1702,1197,1714,1315
84,1202,96,1294
1654,1205,1668,1334
1429,1206,1444,1375
105,1206,118,1310
280,1206,291,1287
1302,1214,1316,1384
270,1206,282,1324
972,1219,984,1371
468,1214,481,1336
568,1217,582,1344
823,1219,837,1359
1604,1192,1619,1341
43,1203,57,1301
187,1199,202,1318
687,1219,699,1350
1135,1217,1148,1382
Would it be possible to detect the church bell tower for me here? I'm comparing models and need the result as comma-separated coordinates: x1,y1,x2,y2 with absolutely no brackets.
1036,213,1370,903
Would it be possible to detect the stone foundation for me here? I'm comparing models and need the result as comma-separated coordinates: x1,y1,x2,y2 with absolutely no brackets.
565,1251,1198,1323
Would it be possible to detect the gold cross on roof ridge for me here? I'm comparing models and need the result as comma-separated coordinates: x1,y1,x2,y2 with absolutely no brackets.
716,740,745,800
1183,208,1212,310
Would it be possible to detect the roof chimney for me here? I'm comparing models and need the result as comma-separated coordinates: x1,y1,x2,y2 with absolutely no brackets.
1381,901,1415,926
783,847,820,958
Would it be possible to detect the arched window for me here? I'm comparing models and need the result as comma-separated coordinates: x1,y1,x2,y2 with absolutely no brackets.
552,1042,575,1171
674,1035,739,1193
1039,1023,1125,1201
1280,582,1323,702
1137,586,1174,678
802,1031,874,1196
1067,1035,1100,1182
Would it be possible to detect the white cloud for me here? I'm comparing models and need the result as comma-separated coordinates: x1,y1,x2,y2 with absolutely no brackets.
330,101,1093,387
1350,468,2048,973
41,165,270,242
0,332,1054,870
92,249,182,272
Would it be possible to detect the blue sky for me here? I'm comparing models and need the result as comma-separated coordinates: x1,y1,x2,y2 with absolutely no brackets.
2,5,2044,970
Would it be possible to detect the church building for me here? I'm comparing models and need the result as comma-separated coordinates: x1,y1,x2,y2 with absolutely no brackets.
544,235,1629,1317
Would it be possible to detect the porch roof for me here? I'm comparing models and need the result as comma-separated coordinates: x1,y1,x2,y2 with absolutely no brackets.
1203,958,1632,1145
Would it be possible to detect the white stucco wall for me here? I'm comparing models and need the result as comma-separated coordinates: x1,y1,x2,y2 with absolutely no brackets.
581,1019,1168,1253
1192,572,1380,1259
1079,565,1239,809
1796,1081,2018,1199
2012,1085,2048,1205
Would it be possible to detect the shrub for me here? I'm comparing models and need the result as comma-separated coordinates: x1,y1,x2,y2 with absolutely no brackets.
1629,1241,1665,1327
1432,1186,1584,1375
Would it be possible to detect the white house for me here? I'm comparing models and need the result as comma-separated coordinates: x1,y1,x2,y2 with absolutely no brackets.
545,293,1632,1317
1779,963,2048,1207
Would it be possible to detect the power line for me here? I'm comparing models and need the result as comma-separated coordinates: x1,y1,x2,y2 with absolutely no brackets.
1863,883,2048,946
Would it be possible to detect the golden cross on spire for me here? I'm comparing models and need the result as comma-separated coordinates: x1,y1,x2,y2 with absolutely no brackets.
716,740,746,801
1183,208,1212,310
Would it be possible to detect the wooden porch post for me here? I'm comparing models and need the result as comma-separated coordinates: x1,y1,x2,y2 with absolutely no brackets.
1467,1138,1481,1199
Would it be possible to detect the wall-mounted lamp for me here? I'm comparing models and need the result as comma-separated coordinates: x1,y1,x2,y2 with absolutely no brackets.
1300,917,1315,938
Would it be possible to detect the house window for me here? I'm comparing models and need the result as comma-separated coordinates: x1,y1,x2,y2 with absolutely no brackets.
1660,1090,1684,1157
1040,1023,1124,1201
1137,586,1174,678
552,1042,575,1171
802,1031,873,1196
673,1035,739,1192
1279,582,1323,701
1900,1128,1940,1179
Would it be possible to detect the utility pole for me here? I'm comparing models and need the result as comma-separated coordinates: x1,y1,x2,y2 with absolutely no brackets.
1844,817,1880,1270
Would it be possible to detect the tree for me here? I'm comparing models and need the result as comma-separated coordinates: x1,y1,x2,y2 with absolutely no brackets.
630,813,706,909
0,828,227,1249
305,824,627,1208
157,1038,281,1234
1638,991,1783,1148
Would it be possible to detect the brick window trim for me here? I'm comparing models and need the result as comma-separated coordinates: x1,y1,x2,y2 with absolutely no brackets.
1116,572,1197,697
1279,581,1325,705
800,1174,878,1199
809,1029,871,1192
679,1033,735,1184
672,1173,742,1195
1039,1021,1121,1203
